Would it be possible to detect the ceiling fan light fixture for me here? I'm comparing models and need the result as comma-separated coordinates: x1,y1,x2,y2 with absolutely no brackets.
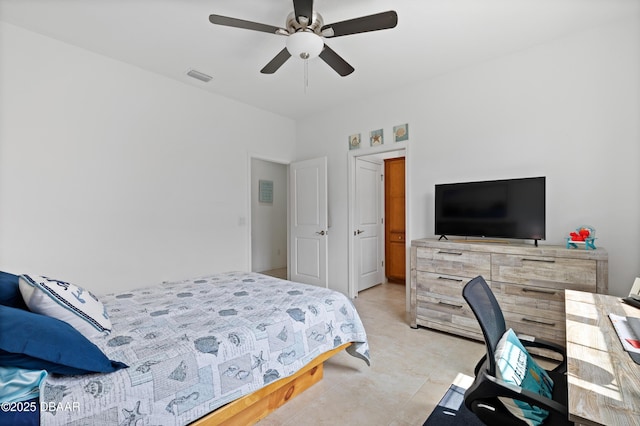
286,31,323,59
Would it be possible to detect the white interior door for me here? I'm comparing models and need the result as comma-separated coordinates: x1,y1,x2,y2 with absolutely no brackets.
355,158,384,292
289,157,328,288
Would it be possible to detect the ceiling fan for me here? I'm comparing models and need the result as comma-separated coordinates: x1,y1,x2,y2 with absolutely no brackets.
209,0,398,77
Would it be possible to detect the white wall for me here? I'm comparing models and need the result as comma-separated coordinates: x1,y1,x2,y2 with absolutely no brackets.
251,158,287,272
296,17,640,297
0,22,296,294
2,17,638,298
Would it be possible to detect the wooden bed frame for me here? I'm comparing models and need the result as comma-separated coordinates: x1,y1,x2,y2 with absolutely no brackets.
190,342,351,426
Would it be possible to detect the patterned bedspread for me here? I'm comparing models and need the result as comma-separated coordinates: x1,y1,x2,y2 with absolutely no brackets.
40,272,370,425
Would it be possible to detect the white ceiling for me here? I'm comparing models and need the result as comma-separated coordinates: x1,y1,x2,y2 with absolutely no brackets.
1,0,638,120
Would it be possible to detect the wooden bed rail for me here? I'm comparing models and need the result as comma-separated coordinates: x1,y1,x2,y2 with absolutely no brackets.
190,342,352,426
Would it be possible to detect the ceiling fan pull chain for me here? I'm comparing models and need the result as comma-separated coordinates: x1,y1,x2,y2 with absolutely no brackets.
304,58,309,93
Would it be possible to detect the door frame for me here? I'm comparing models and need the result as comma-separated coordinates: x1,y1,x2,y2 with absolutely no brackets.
247,153,291,279
347,143,411,310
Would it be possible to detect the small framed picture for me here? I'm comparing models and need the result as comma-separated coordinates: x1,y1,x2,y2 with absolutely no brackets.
348,133,361,150
393,123,409,142
370,129,383,146
258,180,273,203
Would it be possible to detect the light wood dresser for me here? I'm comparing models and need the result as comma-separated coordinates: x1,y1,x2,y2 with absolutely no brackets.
410,238,608,346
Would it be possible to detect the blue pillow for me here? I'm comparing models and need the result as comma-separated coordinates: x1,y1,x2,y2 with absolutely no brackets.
0,304,127,375
494,328,554,426
0,271,28,309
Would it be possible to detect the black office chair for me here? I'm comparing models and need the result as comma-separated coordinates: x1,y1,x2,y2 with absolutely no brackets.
462,276,573,425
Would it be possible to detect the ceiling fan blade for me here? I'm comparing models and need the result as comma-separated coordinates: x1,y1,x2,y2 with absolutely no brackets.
209,14,286,35
293,0,314,24
319,44,354,77
321,11,398,38
260,48,292,74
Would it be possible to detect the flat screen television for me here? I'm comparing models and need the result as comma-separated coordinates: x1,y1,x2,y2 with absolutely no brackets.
435,176,545,244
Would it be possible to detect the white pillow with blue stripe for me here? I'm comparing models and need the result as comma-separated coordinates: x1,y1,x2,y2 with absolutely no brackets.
18,275,111,339
494,328,554,426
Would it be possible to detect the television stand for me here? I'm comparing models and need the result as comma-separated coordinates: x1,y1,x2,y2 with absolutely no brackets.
438,235,448,241
409,238,608,347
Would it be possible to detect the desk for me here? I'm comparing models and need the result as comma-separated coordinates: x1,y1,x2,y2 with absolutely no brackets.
565,290,640,426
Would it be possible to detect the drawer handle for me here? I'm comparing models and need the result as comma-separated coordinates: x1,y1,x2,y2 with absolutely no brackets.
438,301,463,309
522,317,556,327
521,258,555,263
438,251,463,256
522,287,557,295
437,276,464,282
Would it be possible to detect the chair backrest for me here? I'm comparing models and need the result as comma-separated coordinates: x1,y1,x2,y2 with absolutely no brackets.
630,277,640,297
463,276,506,375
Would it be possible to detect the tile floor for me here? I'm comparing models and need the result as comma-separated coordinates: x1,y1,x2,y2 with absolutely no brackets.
261,267,288,280
258,281,485,426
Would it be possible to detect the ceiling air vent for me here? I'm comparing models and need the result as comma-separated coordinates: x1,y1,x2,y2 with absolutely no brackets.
186,69,213,83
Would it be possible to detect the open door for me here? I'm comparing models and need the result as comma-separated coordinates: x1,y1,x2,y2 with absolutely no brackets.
289,157,328,288
384,157,406,283
355,157,384,291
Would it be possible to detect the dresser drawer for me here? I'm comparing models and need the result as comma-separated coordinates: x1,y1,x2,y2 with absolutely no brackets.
501,307,566,345
491,254,596,291
416,271,472,299
415,272,481,329
494,281,565,307
416,271,482,339
493,282,566,345
415,247,490,278
503,311,565,345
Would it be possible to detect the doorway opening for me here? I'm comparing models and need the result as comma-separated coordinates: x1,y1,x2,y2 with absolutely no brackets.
348,145,410,310
250,157,288,279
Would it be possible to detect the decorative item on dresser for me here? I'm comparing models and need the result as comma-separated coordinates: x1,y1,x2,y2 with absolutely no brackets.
409,238,608,347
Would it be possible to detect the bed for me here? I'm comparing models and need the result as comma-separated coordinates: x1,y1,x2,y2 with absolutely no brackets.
0,271,370,425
